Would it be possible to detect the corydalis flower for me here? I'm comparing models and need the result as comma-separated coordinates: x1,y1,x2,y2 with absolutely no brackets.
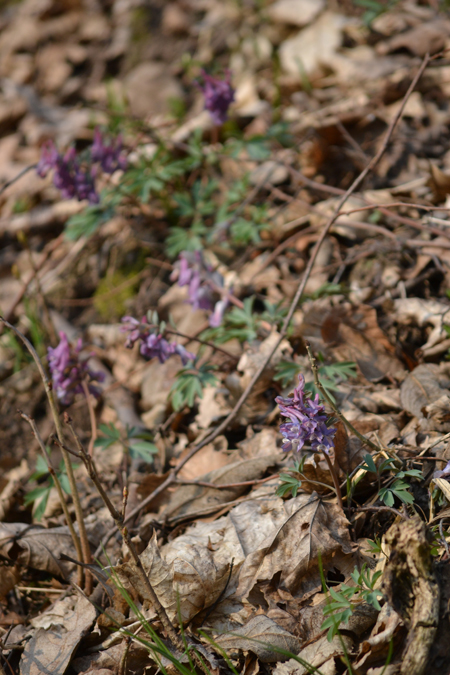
121,317,194,365
37,142,99,204
171,251,230,327
91,128,128,174
197,70,235,126
48,332,105,406
276,375,336,453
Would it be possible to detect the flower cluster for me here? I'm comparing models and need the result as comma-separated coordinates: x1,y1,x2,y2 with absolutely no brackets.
276,375,336,453
91,128,128,174
48,332,105,406
37,144,99,204
121,317,195,365
36,129,127,204
197,70,235,126
171,251,230,327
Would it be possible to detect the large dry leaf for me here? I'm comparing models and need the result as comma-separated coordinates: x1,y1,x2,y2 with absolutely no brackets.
215,615,300,663
20,594,96,675
400,364,450,431
162,454,281,522
116,487,352,629
0,523,78,579
117,531,233,625
237,493,352,598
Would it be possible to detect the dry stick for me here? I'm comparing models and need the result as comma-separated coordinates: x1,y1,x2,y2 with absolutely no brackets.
18,411,84,588
0,318,92,592
0,164,36,197
63,417,202,664
94,52,431,559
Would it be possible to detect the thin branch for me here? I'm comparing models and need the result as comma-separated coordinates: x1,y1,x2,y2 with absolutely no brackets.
355,505,407,520
175,473,278,490
95,52,431,554
0,164,36,197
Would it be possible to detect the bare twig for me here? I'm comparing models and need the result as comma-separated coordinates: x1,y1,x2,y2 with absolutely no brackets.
95,52,430,554
356,505,407,520
0,164,36,197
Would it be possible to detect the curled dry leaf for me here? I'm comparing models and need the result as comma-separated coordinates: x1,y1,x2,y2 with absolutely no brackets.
215,615,301,663
0,523,79,580
21,594,96,675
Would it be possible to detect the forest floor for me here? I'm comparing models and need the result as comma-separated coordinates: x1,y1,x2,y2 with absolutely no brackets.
2,1,450,674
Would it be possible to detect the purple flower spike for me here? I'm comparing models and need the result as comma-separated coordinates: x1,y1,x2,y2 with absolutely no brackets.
171,251,230,327
276,374,336,453
48,332,105,406
36,141,59,178
197,70,235,126
91,128,128,174
120,317,195,365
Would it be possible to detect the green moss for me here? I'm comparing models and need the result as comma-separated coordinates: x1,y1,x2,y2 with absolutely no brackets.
93,270,139,320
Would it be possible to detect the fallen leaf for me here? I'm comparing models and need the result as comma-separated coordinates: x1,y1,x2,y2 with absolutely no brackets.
0,523,79,580
21,593,96,675
215,615,301,662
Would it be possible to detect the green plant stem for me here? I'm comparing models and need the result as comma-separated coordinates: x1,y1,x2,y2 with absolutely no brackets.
0,317,92,593
19,411,84,588
305,342,380,453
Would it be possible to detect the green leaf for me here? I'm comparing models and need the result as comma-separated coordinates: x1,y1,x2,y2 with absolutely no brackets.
361,453,377,474
129,441,158,462
273,361,302,388
58,472,71,495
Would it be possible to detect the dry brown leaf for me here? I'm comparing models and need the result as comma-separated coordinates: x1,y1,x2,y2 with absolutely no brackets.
400,364,450,431
393,298,450,352
117,531,232,625
303,303,404,382
21,594,96,675
237,493,352,599
273,634,354,675
0,523,79,579
215,615,300,663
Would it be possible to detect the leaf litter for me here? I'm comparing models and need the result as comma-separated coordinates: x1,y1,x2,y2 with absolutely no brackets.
2,1,450,674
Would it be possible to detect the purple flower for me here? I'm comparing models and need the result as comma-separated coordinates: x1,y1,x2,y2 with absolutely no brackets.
37,143,99,204
48,332,105,406
197,70,235,126
171,251,230,327
276,375,336,453
36,141,59,178
434,460,450,480
120,317,195,365
91,128,128,174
